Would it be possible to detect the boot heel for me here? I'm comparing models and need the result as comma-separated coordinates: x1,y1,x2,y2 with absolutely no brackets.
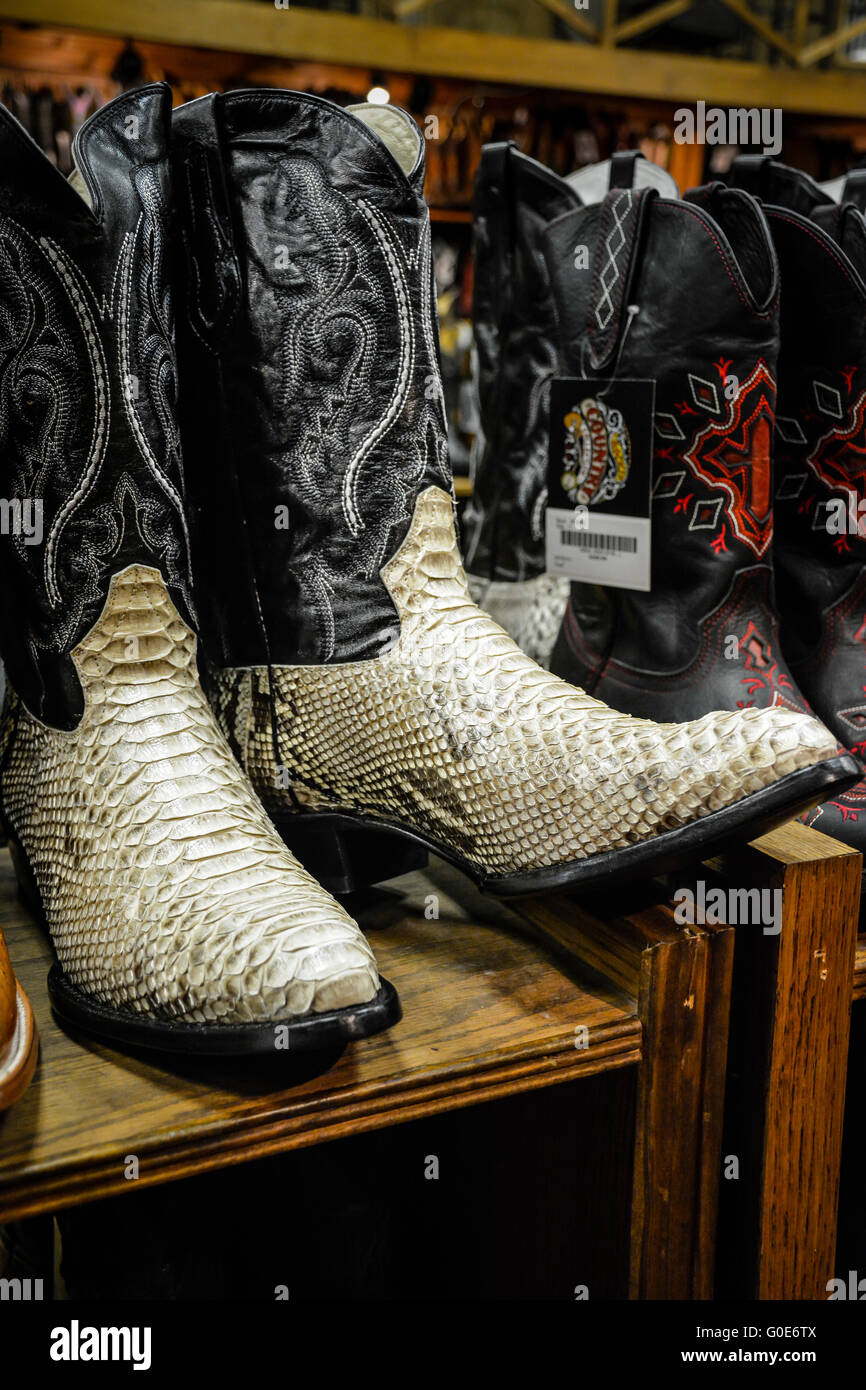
7,836,44,924
273,814,428,895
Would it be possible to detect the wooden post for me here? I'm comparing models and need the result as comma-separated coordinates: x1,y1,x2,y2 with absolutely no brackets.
519,893,735,1298
711,822,861,1299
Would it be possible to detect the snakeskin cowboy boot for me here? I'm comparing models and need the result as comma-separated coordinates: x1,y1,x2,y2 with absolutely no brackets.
464,146,678,668
546,182,826,731
171,90,857,900
0,86,398,1052
730,155,866,872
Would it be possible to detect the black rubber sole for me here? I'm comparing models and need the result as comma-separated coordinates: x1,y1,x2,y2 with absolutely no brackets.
47,967,401,1057
8,834,401,1057
274,752,863,899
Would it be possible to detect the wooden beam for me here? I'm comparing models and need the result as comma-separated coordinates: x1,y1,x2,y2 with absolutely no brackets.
533,0,598,44
601,0,618,47
614,0,694,46
716,0,800,63
1,1,866,116
792,0,810,50
798,12,866,65
392,0,438,18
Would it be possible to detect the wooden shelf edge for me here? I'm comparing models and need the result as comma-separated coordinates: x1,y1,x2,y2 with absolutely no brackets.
0,1033,640,1222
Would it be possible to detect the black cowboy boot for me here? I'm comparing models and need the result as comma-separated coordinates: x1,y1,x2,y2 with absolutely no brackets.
730,155,866,865
171,91,856,900
546,182,825,729
0,86,398,1052
464,145,677,668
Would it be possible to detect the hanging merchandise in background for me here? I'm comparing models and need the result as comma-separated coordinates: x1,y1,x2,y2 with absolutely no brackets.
546,377,655,591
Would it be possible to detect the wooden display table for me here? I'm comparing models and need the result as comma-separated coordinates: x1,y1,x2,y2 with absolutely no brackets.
0,847,732,1299
0,821,859,1300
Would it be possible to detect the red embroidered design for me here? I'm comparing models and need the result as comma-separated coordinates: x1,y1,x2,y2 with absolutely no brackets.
735,619,805,712
808,388,866,523
682,361,776,559
714,357,732,383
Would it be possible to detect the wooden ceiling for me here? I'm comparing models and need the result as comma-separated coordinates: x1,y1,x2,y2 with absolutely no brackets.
1,0,866,115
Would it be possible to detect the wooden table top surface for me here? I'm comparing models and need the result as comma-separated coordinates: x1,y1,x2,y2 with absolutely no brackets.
0,851,639,1221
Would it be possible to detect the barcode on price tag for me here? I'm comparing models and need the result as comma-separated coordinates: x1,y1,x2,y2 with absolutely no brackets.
559,530,637,553
546,508,650,590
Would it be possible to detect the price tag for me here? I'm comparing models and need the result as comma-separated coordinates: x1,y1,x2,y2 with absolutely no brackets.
546,377,655,592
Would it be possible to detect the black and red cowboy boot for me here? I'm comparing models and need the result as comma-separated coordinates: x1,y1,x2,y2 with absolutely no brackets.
731,155,866,870
170,92,856,900
546,182,823,732
464,146,677,668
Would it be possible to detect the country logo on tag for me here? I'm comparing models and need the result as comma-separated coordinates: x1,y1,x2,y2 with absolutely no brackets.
560,396,631,507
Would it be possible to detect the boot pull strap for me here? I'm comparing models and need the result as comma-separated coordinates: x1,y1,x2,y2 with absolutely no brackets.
173,94,242,348
842,168,866,214
608,151,642,189
730,153,772,197
473,140,514,260
475,140,513,192
731,154,832,217
585,186,655,370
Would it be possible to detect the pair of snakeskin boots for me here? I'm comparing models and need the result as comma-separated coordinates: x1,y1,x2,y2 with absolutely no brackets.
466,146,866,883
0,88,857,1059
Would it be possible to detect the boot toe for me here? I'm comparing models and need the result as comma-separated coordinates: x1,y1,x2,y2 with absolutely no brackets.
683,705,839,807
146,885,380,1026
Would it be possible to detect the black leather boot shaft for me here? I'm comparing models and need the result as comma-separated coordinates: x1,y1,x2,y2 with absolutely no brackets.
171,90,453,667
464,145,676,586
463,143,580,583
0,84,194,729
735,158,866,753
546,185,805,718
